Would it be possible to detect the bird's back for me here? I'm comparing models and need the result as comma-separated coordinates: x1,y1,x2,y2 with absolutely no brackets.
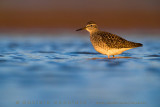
90,31,143,49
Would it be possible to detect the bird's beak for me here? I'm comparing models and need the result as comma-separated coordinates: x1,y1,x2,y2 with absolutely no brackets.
76,27,86,31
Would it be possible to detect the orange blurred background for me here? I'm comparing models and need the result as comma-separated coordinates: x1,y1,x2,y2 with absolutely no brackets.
0,0,160,33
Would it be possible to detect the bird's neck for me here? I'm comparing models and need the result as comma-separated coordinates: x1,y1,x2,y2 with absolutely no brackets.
88,29,99,34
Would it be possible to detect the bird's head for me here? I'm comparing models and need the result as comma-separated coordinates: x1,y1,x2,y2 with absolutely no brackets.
76,21,98,33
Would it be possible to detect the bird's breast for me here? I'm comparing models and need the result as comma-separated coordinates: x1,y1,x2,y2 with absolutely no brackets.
90,34,110,55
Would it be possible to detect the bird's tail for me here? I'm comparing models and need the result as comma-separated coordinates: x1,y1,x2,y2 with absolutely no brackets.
133,42,143,47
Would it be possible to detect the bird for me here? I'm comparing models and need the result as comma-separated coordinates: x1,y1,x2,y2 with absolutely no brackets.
76,21,143,58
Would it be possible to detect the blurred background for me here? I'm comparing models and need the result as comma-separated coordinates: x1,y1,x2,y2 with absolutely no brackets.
0,1,160,107
0,0,160,34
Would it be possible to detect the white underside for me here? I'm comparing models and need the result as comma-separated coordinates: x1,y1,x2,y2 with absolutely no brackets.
94,46,132,56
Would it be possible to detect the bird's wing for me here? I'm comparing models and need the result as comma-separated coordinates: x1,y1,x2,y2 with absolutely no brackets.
98,31,142,48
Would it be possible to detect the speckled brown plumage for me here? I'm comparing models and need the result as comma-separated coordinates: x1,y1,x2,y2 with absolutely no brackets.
92,31,143,49
76,21,143,58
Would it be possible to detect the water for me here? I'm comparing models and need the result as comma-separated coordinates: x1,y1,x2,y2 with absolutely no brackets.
0,34,160,107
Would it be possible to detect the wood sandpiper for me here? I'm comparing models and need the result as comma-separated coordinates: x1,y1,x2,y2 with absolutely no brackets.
76,21,143,58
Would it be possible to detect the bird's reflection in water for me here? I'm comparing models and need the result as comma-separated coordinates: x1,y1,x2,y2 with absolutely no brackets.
88,57,141,67
89,56,133,60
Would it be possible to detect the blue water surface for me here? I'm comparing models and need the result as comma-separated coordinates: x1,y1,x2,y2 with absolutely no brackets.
0,34,160,107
